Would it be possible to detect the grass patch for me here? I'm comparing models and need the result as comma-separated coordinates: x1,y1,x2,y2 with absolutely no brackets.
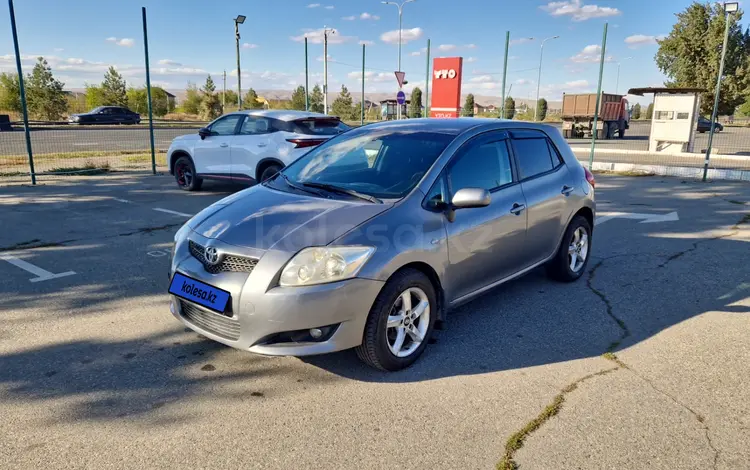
497,367,619,470
593,169,655,177
47,161,111,175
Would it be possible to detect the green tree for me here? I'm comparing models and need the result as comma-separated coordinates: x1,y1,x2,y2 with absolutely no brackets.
409,87,423,118
632,103,642,120
66,92,87,114
290,86,307,110
218,90,238,110
331,85,355,120
463,93,475,117
656,2,750,116
126,87,147,114
180,83,202,115
310,84,324,113
503,97,516,119
101,66,127,106
646,102,654,119
200,75,221,120
0,72,21,113
536,98,548,121
25,57,67,120
243,88,264,109
150,87,171,116
737,100,750,117
126,86,170,116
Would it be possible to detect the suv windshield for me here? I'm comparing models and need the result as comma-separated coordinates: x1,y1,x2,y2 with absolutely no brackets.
274,127,456,199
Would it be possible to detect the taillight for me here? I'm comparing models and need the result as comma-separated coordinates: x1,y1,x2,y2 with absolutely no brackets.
287,138,326,149
584,167,596,188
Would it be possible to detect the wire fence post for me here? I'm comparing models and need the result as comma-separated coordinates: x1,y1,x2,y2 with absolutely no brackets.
361,43,365,125
8,0,35,184
703,9,732,182
141,7,156,175
501,31,509,120
588,22,608,171
305,37,309,111
424,39,430,117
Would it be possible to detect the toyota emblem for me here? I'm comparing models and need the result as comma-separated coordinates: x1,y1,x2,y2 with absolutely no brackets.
204,246,221,265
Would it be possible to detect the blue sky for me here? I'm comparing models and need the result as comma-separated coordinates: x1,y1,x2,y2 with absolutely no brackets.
0,0,737,105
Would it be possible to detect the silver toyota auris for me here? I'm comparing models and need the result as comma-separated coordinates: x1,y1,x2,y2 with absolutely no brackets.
168,119,596,371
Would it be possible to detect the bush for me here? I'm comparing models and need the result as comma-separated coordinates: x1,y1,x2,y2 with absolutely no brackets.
161,112,203,121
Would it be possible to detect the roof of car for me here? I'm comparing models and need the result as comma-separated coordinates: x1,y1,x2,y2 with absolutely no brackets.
360,118,548,135
237,110,334,121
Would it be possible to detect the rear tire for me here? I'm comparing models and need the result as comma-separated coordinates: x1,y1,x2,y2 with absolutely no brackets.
259,164,282,182
174,156,203,191
356,269,437,371
546,215,592,282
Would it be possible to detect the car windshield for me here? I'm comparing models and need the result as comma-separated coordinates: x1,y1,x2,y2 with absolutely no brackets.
91,106,104,113
273,127,456,199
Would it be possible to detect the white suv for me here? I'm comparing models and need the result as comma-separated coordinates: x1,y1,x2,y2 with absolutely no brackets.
167,110,350,190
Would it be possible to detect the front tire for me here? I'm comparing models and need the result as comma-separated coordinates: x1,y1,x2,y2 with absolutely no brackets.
547,215,592,282
356,269,437,371
259,164,282,182
174,156,203,191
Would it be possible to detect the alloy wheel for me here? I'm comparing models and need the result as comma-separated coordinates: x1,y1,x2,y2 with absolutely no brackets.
177,163,193,188
568,227,589,273
386,287,430,358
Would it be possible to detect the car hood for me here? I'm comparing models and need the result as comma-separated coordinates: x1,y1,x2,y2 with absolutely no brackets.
173,134,201,143
188,184,393,252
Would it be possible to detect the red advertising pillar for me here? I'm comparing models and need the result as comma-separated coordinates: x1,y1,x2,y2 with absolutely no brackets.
430,57,463,118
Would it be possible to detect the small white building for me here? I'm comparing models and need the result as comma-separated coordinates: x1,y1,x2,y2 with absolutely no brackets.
628,87,705,154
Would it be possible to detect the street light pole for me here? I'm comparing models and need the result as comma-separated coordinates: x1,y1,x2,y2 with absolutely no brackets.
383,0,415,120
703,2,739,182
234,15,246,108
535,35,559,121
322,27,335,115
615,56,632,95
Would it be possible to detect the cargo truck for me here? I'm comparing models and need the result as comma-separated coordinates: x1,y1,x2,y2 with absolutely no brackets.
561,93,629,139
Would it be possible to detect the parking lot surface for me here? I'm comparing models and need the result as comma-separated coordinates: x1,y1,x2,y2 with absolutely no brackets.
1,174,748,469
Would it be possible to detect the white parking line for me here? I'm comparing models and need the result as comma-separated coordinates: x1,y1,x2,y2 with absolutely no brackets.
113,198,132,203
0,254,76,283
153,208,193,217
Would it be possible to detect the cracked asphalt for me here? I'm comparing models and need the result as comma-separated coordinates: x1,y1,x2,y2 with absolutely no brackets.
0,173,748,470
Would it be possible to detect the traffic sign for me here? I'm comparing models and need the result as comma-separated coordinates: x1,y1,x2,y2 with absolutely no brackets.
395,71,406,88
396,91,406,105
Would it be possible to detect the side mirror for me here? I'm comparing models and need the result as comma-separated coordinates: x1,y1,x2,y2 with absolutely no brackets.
451,188,491,209
198,127,211,140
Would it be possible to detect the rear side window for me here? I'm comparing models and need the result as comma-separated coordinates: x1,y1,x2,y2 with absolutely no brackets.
295,119,350,136
512,137,560,180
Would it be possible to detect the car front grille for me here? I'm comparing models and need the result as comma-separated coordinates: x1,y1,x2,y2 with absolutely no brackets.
189,240,258,275
180,301,240,341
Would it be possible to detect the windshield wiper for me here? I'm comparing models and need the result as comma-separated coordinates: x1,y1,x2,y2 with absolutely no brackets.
271,173,322,196
300,181,382,204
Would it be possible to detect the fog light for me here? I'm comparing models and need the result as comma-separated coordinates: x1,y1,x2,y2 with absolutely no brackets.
169,298,177,314
309,328,323,339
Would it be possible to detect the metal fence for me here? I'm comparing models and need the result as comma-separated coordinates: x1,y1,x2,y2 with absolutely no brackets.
2,2,749,185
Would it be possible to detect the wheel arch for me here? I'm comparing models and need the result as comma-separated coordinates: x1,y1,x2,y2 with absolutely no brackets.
169,150,192,175
255,157,285,182
388,262,446,322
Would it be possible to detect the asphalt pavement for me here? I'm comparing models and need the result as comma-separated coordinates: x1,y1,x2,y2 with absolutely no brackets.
1,174,749,469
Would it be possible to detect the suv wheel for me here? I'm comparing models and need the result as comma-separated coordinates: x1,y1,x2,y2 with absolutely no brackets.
174,156,203,191
356,269,437,371
259,164,282,182
547,215,592,282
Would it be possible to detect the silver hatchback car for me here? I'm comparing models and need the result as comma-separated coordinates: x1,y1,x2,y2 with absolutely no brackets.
168,119,596,371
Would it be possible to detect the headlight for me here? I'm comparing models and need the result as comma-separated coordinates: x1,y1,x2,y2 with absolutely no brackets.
279,246,375,287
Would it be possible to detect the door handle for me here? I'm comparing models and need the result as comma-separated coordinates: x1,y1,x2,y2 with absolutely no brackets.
561,185,574,196
220,143,229,148
257,143,268,147
510,203,526,215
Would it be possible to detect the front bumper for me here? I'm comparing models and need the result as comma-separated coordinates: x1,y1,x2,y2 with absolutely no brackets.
169,234,384,356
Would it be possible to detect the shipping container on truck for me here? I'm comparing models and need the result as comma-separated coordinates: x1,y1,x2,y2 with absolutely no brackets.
561,93,629,139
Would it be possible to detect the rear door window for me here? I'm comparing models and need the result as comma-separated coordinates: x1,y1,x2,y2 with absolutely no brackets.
511,135,560,180
295,119,350,136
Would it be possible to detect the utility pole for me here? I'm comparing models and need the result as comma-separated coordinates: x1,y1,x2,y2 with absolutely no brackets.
305,37,309,111
535,35,559,121
615,57,632,95
8,0,34,184
234,15,246,108
222,70,226,112
589,23,608,170
501,31,510,119
323,27,335,115
383,0,415,120
424,38,430,117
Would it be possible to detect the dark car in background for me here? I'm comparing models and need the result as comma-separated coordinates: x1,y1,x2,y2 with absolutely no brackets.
68,106,141,125
696,116,723,133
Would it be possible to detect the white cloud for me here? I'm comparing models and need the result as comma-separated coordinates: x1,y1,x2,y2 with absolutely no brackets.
624,34,665,48
291,28,355,44
465,44,477,49
359,40,375,46
316,55,333,62
570,44,613,63
469,75,493,83
465,57,477,63
158,59,182,66
516,78,531,85
380,27,423,44
342,15,356,20
325,5,334,9
541,0,621,22
53,48,64,52
360,12,380,20
438,44,457,51
307,3,320,7
347,71,391,82
410,51,421,56
510,37,534,45
106,37,134,47
242,43,259,49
